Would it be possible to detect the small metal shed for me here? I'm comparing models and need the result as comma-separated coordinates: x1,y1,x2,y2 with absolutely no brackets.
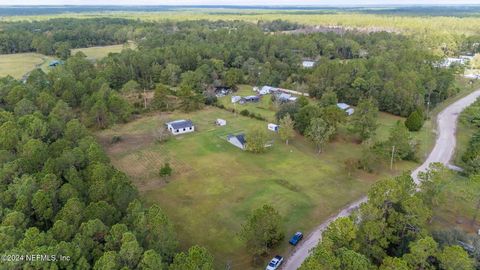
268,123,279,132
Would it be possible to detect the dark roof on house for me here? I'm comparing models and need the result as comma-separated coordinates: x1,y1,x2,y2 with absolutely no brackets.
214,86,231,91
244,95,259,100
49,60,63,67
167,120,194,130
228,133,246,145
236,134,246,145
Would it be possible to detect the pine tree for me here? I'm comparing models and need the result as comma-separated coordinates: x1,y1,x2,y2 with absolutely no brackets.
405,110,424,132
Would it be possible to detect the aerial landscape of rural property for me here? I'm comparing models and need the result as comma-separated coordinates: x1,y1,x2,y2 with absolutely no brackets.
1,1,480,270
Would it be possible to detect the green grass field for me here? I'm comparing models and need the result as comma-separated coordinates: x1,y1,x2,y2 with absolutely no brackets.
219,84,434,157
71,42,136,61
0,52,54,79
218,85,278,122
0,43,134,80
96,106,418,269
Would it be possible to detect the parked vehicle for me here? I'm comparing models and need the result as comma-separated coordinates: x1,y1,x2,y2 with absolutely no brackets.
289,232,303,246
266,255,284,270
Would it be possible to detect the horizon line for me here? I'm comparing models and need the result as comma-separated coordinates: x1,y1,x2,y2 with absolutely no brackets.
2,4,480,7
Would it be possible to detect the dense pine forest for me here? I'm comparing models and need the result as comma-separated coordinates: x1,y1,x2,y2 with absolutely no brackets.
0,58,220,268
0,18,463,117
100,19,458,117
0,16,479,269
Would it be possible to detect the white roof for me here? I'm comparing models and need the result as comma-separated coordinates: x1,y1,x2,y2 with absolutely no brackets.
302,60,316,67
337,103,350,110
464,74,480,79
261,86,276,92
231,96,241,103
460,55,474,60
167,119,187,124
346,108,355,115
279,93,292,99
438,57,467,67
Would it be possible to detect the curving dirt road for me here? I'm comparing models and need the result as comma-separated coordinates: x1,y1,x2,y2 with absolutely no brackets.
282,89,480,270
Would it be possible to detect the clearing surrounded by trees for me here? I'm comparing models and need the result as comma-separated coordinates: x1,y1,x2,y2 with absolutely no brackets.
96,106,425,267
0,52,53,79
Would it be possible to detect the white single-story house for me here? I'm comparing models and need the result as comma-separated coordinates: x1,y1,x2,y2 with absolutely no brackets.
337,103,350,110
231,96,242,103
337,103,354,116
274,92,298,103
464,74,480,80
166,120,195,135
437,57,469,68
259,86,277,95
216,119,227,126
268,123,279,132
460,55,474,61
227,134,246,150
302,60,316,68
244,96,260,102
278,93,292,102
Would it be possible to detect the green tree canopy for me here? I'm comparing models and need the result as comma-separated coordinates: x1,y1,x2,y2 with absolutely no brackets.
240,204,284,257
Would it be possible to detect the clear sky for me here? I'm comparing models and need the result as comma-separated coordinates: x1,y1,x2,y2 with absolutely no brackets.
2,0,480,6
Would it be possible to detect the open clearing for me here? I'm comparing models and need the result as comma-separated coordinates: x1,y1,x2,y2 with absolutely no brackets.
0,43,134,80
0,52,53,79
71,42,135,61
218,85,278,122
96,106,420,269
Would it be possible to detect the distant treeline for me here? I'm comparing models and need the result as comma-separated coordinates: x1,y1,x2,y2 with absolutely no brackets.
0,18,149,55
360,6,480,17
2,5,480,17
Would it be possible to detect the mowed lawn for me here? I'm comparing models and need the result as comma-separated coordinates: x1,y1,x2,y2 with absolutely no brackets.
0,52,53,79
96,106,419,269
72,41,136,61
218,85,278,122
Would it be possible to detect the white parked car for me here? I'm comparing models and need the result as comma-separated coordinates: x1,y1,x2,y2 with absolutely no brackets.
266,255,284,270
